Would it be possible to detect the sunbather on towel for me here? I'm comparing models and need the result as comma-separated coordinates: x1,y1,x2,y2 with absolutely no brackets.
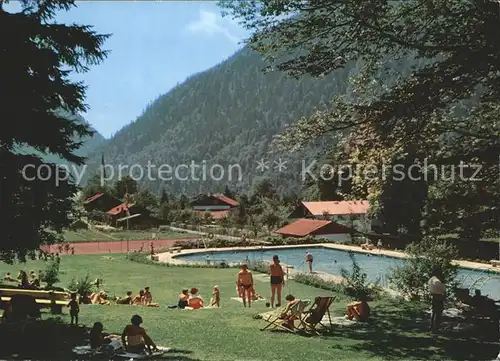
116,291,133,305
132,290,145,305
178,289,189,309
90,322,112,350
121,314,159,355
188,288,204,309
3,272,14,281
90,291,111,305
279,294,301,328
252,289,264,301
346,299,370,322
143,287,160,307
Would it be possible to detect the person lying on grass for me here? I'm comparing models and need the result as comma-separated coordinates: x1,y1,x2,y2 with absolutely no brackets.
237,264,254,308
279,294,301,329
116,291,133,305
121,314,159,355
90,291,111,305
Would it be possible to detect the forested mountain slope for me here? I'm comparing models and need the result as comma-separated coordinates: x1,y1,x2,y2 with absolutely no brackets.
16,113,106,163
85,47,357,196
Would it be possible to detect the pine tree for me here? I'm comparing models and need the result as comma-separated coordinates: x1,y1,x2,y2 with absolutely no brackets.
0,0,109,262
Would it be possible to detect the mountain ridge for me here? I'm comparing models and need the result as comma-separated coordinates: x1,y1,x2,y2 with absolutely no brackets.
84,47,357,196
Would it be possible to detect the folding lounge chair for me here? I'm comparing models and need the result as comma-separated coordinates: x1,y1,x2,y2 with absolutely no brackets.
260,299,310,333
300,296,335,334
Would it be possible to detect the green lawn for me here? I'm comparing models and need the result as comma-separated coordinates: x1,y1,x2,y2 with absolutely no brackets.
63,229,192,242
0,255,498,360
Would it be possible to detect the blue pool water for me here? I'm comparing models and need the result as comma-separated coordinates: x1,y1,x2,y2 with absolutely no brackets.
178,246,500,300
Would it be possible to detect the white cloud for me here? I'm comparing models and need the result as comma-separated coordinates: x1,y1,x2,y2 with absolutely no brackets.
186,9,240,44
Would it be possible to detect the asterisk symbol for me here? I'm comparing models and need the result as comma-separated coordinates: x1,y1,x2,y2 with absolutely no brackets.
273,158,287,172
255,158,270,172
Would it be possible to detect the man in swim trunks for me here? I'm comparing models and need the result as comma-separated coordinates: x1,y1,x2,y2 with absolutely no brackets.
237,264,254,307
121,314,158,355
270,255,285,308
305,251,313,273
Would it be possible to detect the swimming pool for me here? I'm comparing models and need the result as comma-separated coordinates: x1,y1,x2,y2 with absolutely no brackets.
177,246,500,300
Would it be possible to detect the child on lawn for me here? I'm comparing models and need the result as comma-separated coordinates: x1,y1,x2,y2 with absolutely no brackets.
210,285,220,307
68,292,79,325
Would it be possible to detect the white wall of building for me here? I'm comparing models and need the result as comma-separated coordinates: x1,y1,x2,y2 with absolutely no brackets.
313,233,351,243
192,205,231,210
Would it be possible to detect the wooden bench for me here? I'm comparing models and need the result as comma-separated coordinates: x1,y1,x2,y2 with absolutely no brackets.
490,259,500,267
0,288,70,312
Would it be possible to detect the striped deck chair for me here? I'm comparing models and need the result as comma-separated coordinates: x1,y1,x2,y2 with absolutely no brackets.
260,299,310,333
300,296,335,334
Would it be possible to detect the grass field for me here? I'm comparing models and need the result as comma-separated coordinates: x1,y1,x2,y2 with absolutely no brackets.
63,229,192,242
0,255,498,360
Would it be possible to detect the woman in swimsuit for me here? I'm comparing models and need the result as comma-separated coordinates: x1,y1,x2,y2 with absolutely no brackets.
188,288,204,309
269,255,285,308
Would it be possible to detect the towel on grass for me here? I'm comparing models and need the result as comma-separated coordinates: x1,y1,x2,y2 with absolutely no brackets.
231,297,266,303
73,343,171,359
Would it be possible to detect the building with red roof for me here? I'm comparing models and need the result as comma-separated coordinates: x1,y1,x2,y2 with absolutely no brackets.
83,193,122,213
190,193,239,221
274,218,353,242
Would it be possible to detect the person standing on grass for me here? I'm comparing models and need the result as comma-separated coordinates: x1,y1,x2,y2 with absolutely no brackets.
428,270,446,333
270,255,285,308
237,264,254,307
305,251,313,273
68,292,80,325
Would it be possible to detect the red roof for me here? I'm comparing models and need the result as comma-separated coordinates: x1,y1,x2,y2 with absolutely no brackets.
274,218,351,237
301,200,369,216
196,210,230,220
107,202,135,216
84,193,104,204
213,194,239,207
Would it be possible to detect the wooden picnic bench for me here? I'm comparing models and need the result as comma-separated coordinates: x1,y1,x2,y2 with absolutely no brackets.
0,288,70,313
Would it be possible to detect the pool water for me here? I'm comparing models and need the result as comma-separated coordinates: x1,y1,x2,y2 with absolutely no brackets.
178,246,500,300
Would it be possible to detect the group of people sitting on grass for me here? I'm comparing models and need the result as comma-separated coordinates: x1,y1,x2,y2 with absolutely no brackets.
4,271,41,289
172,287,207,309
89,314,159,356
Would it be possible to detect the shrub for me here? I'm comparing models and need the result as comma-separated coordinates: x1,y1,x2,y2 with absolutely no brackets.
293,273,345,295
340,252,380,301
388,236,458,301
41,261,60,289
247,260,270,274
67,274,95,298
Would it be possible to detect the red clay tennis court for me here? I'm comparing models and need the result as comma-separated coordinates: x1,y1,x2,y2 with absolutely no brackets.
41,238,198,255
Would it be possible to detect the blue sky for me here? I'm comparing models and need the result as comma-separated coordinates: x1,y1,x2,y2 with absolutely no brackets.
7,1,248,138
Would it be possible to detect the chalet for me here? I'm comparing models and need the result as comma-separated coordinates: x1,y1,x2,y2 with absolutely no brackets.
116,213,162,230
190,193,239,220
83,193,121,213
289,200,370,232
106,202,161,229
274,218,353,242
